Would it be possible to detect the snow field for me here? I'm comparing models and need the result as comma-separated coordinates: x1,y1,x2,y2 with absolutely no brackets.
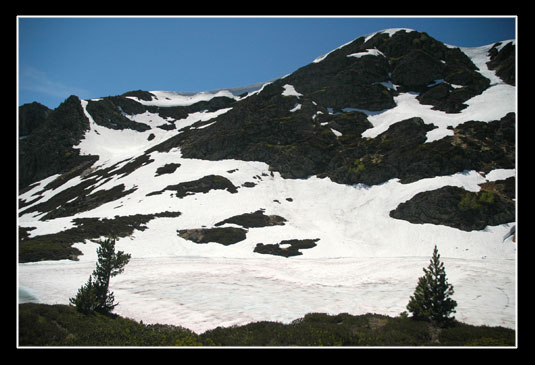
19,146,517,332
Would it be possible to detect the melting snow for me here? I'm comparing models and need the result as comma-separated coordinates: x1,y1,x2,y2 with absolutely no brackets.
18,36,516,334
358,42,515,143
126,90,239,107
282,84,303,98
347,48,385,59
18,152,517,332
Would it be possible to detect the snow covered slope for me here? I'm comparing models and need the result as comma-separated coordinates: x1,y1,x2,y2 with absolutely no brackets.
18,29,516,333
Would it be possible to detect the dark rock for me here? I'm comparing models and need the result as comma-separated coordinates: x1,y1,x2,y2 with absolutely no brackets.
155,163,181,176
86,98,151,131
18,95,97,190
316,110,373,136
147,175,238,198
241,182,256,188
487,41,515,86
177,227,247,245
157,122,176,131
41,183,138,220
18,102,51,136
254,239,319,257
389,184,515,231
121,90,156,101
391,49,445,89
328,113,515,186
20,154,155,219
214,210,286,228
166,31,511,187
363,30,490,112
19,212,181,262
282,36,395,111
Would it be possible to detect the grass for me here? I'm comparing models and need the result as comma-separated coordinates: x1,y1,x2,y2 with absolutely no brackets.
18,303,515,347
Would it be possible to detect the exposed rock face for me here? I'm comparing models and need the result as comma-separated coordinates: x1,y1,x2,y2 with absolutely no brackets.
19,212,182,262
214,210,287,228
391,49,446,88
147,175,238,198
359,29,490,112
487,41,515,86
254,239,319,257
17,29,516,263
177,227,247,245
170,30,512,186
389,183,515,231
154,163,181,176
18,101,51,137
18,95,97,190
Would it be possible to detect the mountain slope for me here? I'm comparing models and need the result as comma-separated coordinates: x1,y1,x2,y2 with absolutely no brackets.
18,29,516,333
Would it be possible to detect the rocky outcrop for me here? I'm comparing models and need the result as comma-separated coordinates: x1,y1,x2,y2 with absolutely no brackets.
254,239,319,257
18,101,51,137
329,112,515,186
177,227,247,245
147,175,238,198
86,98,152,131
170,31,512,187
214,209,287,228
175,96,514,187
18,95,98,190
487,41,515,86
359,30,491,112
389,180,515,231
19,212,182,262
154,163,181,176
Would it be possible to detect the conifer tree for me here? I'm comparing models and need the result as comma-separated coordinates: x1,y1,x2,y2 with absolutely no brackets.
70,237,131,315
406,245,457,326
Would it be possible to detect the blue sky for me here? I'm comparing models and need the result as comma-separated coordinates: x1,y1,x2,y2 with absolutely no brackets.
18,16,516,109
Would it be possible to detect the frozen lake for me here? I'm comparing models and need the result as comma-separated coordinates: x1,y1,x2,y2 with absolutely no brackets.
19,254,515,334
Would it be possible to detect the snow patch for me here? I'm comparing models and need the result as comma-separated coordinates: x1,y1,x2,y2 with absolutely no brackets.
364,28,416,43
290,103,302,112
347,48,385,59
126,90,238,107
330,128,342,137
281,84,303,98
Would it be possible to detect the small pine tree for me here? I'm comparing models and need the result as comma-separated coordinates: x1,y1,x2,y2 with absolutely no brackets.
69,276,99,315
407,245,457,326
70,237,131,315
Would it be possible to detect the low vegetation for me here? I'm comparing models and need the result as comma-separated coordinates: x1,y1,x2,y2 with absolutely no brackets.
18,303,514,347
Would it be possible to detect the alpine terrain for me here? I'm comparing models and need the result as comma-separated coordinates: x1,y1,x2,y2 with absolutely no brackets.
18,28,516,333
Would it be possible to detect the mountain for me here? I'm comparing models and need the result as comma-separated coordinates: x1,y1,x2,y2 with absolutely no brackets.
18,29,517,333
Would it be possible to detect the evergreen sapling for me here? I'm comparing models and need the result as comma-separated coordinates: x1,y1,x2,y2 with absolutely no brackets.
70,237,131,315
406,245,457,326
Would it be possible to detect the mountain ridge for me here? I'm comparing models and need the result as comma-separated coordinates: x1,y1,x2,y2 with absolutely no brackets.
18,28,517,332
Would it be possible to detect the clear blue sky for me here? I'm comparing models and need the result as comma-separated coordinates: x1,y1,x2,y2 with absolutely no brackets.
18,16,516,109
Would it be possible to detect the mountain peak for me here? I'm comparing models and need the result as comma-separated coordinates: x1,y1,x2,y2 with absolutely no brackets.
18,28,516,333
363,27,417,41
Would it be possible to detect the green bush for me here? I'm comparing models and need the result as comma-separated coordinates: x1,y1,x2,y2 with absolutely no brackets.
19,304,515,347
